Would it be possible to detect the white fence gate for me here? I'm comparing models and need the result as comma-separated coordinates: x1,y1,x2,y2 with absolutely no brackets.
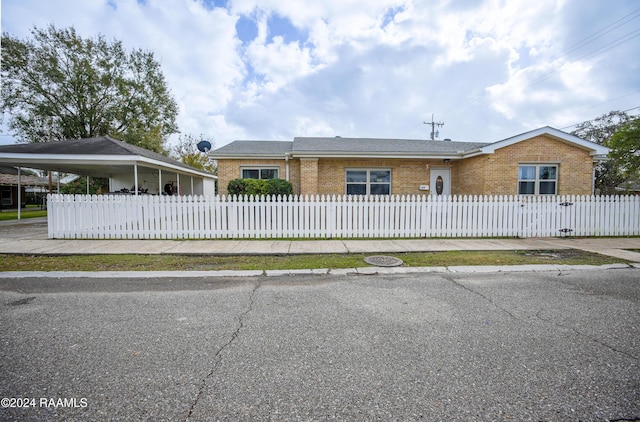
47,194,640,240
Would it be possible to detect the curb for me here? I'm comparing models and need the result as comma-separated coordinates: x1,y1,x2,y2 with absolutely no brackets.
0,263,635,279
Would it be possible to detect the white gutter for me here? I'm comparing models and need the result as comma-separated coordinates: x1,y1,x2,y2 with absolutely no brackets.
291,152,467,160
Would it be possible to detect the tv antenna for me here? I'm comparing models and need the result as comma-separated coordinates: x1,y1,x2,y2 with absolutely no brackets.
423,114,444,140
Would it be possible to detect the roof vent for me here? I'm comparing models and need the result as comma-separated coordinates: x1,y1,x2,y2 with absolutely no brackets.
444,138,452,142
335,136,341,138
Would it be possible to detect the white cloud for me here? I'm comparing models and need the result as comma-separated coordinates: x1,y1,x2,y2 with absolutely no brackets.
1,0,639,148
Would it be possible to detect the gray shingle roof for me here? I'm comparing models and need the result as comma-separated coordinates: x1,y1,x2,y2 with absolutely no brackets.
211,137,489,157
0,136,201,172
292,137,489,154
210,127,608,160
212,141,293,156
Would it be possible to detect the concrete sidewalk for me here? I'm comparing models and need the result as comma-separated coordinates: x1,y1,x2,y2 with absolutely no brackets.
1,217,640,263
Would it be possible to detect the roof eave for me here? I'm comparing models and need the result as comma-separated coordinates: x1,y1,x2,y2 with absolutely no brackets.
210,153,289,160
0,153,217,179
460,149,485,158
480,126,612,155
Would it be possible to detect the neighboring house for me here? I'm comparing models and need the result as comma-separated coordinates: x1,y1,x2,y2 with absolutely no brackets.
211,126,610,197
0,165,59,209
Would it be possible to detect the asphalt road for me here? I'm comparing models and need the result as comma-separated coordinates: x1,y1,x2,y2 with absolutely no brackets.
0,269,638,421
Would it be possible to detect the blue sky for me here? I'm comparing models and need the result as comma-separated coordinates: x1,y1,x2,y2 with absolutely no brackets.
1,0,639,148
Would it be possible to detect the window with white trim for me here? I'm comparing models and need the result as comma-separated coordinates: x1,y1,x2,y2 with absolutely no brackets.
346,169,391,195
241,167,279,180
518,164,557,194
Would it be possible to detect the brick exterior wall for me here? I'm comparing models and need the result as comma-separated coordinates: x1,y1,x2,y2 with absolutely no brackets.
452,155,486,195
216,135,595,196
300,159,319,195
451,135,594,196
317,158,441,196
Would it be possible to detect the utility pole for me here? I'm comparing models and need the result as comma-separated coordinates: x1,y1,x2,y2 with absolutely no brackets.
423,114,444,140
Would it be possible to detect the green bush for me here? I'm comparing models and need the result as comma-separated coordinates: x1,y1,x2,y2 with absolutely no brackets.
227,179,248,196
244,179,270,196
266,178,293,196
227,178,293,197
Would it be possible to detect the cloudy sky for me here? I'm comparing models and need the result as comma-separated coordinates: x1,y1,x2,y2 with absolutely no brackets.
1,0,639,148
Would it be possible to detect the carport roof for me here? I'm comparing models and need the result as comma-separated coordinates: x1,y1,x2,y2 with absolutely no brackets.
0,136,217,179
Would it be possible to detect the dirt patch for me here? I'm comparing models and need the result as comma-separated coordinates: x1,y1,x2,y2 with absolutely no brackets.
522,249,593,260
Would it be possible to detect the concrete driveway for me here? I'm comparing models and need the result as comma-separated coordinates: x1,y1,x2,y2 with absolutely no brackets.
1,268,638,421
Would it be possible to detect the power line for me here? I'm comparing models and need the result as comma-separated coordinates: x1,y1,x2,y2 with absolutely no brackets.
518,28,640,93
437,6,640,123
556,6,640,60
560,105,640,130
579,90,640,111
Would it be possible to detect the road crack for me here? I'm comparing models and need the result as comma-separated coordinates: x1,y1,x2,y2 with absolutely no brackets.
185,280,261,421
441,274,520,320
534,309,638,361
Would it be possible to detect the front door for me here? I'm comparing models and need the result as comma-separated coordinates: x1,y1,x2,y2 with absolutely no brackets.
430,168,451,196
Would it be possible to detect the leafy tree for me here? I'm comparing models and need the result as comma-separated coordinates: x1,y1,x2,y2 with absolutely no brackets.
59,176,109,195
1,25,178,153
571,110,633,144
571,110,636,194
171,134,216,174
608,118,640,181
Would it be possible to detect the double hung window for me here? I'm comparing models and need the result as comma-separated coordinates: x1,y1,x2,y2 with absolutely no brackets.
518,165,557,194
241,167,279,180
346,169,391,195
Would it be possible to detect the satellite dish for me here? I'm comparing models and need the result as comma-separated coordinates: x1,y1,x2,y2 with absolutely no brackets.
197,140,212,153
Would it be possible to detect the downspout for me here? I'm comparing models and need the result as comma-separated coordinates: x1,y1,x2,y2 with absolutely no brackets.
285,152,290,181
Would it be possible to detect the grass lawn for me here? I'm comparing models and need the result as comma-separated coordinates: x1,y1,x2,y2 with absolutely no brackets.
0,208,47,221
0,249,628,272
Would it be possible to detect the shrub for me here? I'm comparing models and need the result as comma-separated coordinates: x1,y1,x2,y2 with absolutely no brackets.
227,178,247,196
227,178,293,197
266,178,293,196
243,179,270,196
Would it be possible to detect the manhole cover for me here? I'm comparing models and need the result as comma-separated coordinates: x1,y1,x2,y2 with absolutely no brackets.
364,255,404,267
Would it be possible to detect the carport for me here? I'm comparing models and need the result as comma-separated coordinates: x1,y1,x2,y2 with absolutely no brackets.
0,136,217,218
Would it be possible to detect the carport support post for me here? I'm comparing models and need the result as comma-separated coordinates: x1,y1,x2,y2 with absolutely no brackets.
134,164,139,196
158,169,162,195
17,167,21,220
86,176,90,194
176,173,180,195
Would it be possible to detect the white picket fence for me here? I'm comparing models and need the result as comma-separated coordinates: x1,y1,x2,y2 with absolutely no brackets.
47,194,640,240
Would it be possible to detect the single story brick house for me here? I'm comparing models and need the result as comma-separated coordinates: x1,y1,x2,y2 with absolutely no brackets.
211,126,610,197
